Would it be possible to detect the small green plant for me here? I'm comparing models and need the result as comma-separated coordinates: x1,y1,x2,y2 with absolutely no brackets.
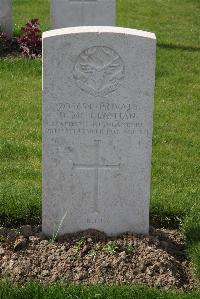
50,210,68,243
88,242,102,256
126,244,135,253
103,241,118,255
88,249,96,257
93,242,101,251
75,236,85,251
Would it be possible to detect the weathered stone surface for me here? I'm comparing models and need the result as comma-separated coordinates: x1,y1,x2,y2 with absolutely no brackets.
42,27,156,236
51,0,115,29
0,0,12,36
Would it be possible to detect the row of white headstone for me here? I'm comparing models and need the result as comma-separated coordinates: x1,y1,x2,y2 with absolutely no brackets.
0,0,115,36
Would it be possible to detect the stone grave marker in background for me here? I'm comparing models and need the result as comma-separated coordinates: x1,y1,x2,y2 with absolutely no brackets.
0,0,12,36
42,26,156,236
51,0,115,29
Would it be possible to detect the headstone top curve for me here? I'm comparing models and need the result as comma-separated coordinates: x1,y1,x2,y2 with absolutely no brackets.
43,26,156,40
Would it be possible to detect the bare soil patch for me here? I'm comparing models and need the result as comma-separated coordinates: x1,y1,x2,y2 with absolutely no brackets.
0,226,197,290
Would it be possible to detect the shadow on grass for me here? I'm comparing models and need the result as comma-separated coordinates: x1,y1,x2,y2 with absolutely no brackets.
0,205,41,228
150,211,200,243
185,226,200,245
150,212,182,229
157,43,200,52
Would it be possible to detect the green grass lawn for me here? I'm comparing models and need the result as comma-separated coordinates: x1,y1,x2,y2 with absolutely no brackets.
0,0,200,297
1,281,200,299
13,0,50,34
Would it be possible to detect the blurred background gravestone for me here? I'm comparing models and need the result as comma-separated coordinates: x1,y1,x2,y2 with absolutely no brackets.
51,0,116,29
0,0,12,36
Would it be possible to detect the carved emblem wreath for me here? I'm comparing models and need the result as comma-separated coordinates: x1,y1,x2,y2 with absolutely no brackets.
73,46,125,97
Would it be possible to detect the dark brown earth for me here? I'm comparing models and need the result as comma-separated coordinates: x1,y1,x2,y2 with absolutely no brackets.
0,226,197,290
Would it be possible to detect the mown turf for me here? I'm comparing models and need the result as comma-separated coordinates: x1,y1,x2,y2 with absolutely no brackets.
0,282,200,299
0,58,42,226
118,0,200,48
0,0,200,295
13,0,50,34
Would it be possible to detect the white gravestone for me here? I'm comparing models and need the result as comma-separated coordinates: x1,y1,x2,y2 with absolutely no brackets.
0,0,12,36
42,27,156,236
51,0,115,29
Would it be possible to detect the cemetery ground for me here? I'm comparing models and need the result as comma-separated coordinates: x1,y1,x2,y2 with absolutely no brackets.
0,0,199,298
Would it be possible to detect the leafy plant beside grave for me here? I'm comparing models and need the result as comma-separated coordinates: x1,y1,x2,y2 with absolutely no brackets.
18,19,42,58
0,19,42,58
0,32,18,56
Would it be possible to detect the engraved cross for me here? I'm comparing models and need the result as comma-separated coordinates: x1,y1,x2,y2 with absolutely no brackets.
73,140,120,213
